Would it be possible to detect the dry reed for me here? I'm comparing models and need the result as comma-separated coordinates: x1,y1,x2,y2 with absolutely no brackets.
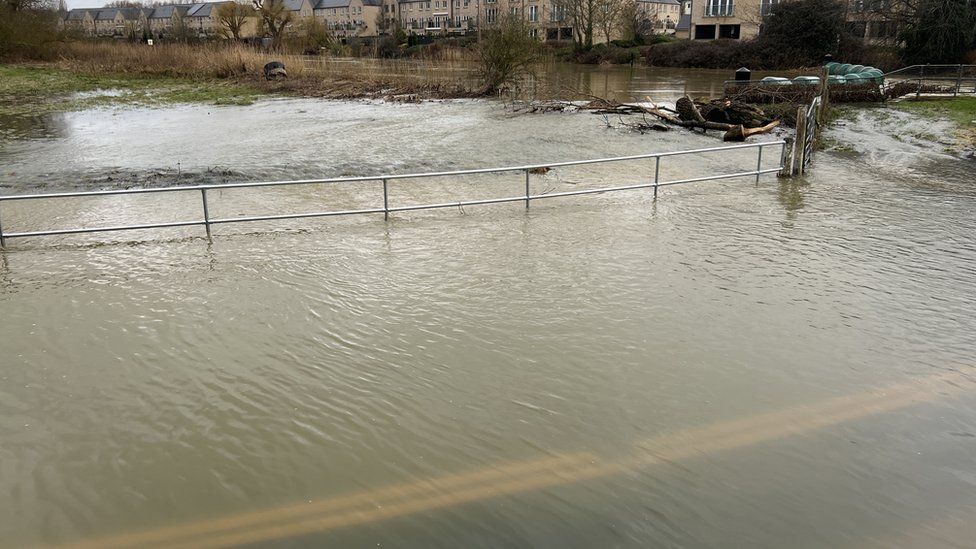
51,41,484,98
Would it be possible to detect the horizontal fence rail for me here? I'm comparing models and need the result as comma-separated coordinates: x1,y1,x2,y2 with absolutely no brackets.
0,141,787,247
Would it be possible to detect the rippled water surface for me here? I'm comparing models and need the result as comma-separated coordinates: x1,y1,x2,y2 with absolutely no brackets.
1,97,975,549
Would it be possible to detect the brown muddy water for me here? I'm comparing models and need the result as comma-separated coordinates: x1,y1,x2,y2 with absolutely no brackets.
1,90,975,549
302,56,793,102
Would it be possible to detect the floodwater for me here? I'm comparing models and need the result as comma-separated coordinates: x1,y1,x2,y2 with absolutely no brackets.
304,56,793,102
1,89,976,549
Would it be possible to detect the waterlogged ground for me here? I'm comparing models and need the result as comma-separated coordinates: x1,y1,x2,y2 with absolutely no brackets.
1,96,975,549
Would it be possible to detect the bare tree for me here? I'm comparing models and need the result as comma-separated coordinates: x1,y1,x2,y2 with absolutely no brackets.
253,0,294,50
621,0,652,41
216,0,253,40
595,0,630,44
552,0,596,49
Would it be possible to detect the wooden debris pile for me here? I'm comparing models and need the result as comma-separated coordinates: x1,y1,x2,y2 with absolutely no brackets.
609,96,780,141
510,95,783,141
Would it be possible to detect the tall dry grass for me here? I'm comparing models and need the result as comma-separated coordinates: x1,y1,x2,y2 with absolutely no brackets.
52,41,482,96
55,42,283,79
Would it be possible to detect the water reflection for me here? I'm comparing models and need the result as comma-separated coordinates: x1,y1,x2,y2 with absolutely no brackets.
0,111,69,143
776,178,808,221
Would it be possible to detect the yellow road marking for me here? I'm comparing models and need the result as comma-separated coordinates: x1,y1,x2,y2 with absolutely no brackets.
55,368,973,549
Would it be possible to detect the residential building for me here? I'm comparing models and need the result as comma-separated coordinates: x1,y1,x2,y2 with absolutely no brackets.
147,4,192,35
186,2,227,37
91,8,148,37
688,0,776,41
283,0,317,19
62,8,97,35
315,0,384,38
637,0,681,34
686,0,900,44
845,0,900,45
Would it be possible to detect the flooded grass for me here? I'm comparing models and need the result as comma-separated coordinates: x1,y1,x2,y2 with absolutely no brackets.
893,97,976,150
894,96,976,127
0,65,264,118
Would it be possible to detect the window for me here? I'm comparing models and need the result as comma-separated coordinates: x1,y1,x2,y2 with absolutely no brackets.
718,24,740,38
510,6,518,15
704,0,732,17
528,5,537,21
485,7,496,22
759,0,778,16
694,24,716,39
550,5,565,21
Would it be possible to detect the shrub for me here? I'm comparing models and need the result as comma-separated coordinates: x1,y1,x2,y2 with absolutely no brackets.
0,3,62,60
477,14,540,93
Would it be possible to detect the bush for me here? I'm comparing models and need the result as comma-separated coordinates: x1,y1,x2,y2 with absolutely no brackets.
0,4,62,59
642,39,753,69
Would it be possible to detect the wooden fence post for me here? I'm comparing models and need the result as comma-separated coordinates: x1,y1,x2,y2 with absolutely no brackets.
795,105,808,175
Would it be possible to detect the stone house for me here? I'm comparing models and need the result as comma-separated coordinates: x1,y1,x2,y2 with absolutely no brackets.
62,9,97,36
314,0,384,38
92,8,148,37
637,0,681,34
147,4,192,36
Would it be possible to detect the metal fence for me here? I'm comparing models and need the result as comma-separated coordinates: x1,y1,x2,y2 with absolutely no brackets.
0,141,787,248
882,64,976,98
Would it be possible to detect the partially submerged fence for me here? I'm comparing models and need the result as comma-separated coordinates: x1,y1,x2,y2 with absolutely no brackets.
0,141,786,248
786,96,822,176
724,64,976,103
882,64,976,98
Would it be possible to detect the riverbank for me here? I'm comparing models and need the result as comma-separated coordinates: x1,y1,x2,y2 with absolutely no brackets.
0,62,480,122
0,42,485,121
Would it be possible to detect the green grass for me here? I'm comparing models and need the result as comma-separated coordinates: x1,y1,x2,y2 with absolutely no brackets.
0,65,265,118
893,97,976,128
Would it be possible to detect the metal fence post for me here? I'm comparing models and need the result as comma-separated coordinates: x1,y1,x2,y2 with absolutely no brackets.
755,145,764,184
653,156,660,199
955,65,963,97
200,189,212,240
0,203,5,249
917,64,926,99
524,169,530,209
778,139,790,177
382,179,389,220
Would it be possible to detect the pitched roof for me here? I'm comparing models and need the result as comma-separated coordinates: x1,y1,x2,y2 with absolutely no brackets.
95,8,119,20
149,5,190,18
64,8,95,20
117,7,145,19
314,0,349,7
637,0,680,4
187,2,223,16
675,13,690,30
282,0,307,10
